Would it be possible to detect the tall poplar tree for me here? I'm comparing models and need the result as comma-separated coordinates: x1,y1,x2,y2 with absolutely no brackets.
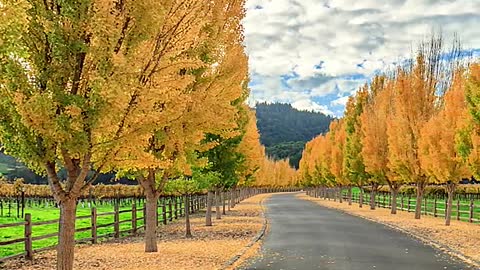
386,37,459,219
361,76,403,213
419,71,470,225
343,86,369,205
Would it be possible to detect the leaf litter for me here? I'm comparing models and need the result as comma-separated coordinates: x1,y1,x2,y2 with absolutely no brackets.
2,194,272,270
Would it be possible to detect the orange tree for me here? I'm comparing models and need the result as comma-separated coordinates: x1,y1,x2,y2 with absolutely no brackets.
419,70,470,225
386,37,461,219
361,76,403,212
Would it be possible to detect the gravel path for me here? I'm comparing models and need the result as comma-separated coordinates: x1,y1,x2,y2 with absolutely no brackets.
241,193,472,270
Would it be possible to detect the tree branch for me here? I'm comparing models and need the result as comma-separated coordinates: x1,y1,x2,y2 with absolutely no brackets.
45,161,67,202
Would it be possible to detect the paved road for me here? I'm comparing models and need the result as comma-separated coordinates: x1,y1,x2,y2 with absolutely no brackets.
241,193,472,270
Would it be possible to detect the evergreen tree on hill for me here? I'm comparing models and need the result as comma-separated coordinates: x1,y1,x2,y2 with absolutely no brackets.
255,102,334,168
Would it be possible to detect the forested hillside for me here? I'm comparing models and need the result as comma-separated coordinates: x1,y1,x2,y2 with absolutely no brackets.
0,152,45,183
255,102,334,168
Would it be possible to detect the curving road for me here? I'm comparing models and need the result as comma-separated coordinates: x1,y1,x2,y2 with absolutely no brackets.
241,193,471,270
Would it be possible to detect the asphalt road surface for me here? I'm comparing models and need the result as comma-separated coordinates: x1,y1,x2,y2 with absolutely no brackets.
241,193,472,270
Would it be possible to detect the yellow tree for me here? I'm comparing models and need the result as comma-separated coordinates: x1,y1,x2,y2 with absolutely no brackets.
108,0,248,252
255,157,297,187
299,134,325,189
0,0,216,268
329,120,348,202
238,109,265,185
343,85,369,205
419,70,471,225
386,37,456,219
361,76,403,212
299,132,337,197
460,64,480,178
299,140,315,187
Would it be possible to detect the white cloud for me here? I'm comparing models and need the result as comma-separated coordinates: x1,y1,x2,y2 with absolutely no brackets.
243,0,480,116
331,96,350,107
291,99,335,116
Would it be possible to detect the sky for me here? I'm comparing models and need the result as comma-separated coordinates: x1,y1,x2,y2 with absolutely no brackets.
242,0,480,117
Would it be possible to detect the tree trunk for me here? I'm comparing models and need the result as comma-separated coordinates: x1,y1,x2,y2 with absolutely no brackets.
222,192,226,215
144,192,158,252
185,195,192,238
347,186,352,205
389,183,400,215
338,187,343,203
359,187,363,208
370,186,376,210
227,191,231,212
57,198,77,270
414,181,426,219
205,190,213,226
230,188,235,209
445,183,456,226
215,188,221,220
391,188,398,214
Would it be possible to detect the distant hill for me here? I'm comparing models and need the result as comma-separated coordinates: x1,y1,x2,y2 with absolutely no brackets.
0,151,135,185
255,102,334,168
0,152,46,183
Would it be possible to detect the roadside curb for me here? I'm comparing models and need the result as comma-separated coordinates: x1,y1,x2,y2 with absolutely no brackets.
221,195,269,270
298,194,480,269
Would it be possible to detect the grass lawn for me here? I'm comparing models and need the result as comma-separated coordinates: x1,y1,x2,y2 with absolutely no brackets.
0,198,185,258
0,163,12,175
345,188,480,221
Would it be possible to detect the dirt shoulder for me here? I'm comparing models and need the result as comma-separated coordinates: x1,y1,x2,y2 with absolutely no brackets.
297,193,480,267
3,194,272,270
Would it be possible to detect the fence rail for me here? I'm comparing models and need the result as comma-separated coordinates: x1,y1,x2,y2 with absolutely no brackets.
0,195,199,262
306,188,480,223
0,187,299,261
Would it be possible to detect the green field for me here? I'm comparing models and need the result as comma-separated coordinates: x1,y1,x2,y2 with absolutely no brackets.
0,199,185,258
344,188,480,221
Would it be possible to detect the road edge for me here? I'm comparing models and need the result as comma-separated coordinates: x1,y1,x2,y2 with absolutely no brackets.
220,195,270,270
297,193,480,269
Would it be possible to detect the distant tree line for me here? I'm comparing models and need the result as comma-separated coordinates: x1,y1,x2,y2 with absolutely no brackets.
255,102,333,168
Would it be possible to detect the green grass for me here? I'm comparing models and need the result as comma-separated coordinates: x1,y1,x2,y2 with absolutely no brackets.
0,199,185,258
0,163,13,175
345,189,480,221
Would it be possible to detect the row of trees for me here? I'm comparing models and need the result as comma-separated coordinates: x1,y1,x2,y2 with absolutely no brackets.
299,36,480,226
0,1,298,269
1,1,248,266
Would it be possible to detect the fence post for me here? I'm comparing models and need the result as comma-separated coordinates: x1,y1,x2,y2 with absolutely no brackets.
174,198,178,219
143,205,146,228
424,197,428,215
433,198,437,217
400,195,404,210
190,195,194,213
132,203,137,236
469,200,474,223
162,198,167,225
169,198,173,221
194,195,198,211
456,200,460,221
407,196,411,212
91,207,97,244
24,213,32,260
156,199,160,226
114,200,120,238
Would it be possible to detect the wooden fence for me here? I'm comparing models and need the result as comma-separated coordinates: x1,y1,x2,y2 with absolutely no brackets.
0,187,300,262
306,188,480,223
0,195,202,262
